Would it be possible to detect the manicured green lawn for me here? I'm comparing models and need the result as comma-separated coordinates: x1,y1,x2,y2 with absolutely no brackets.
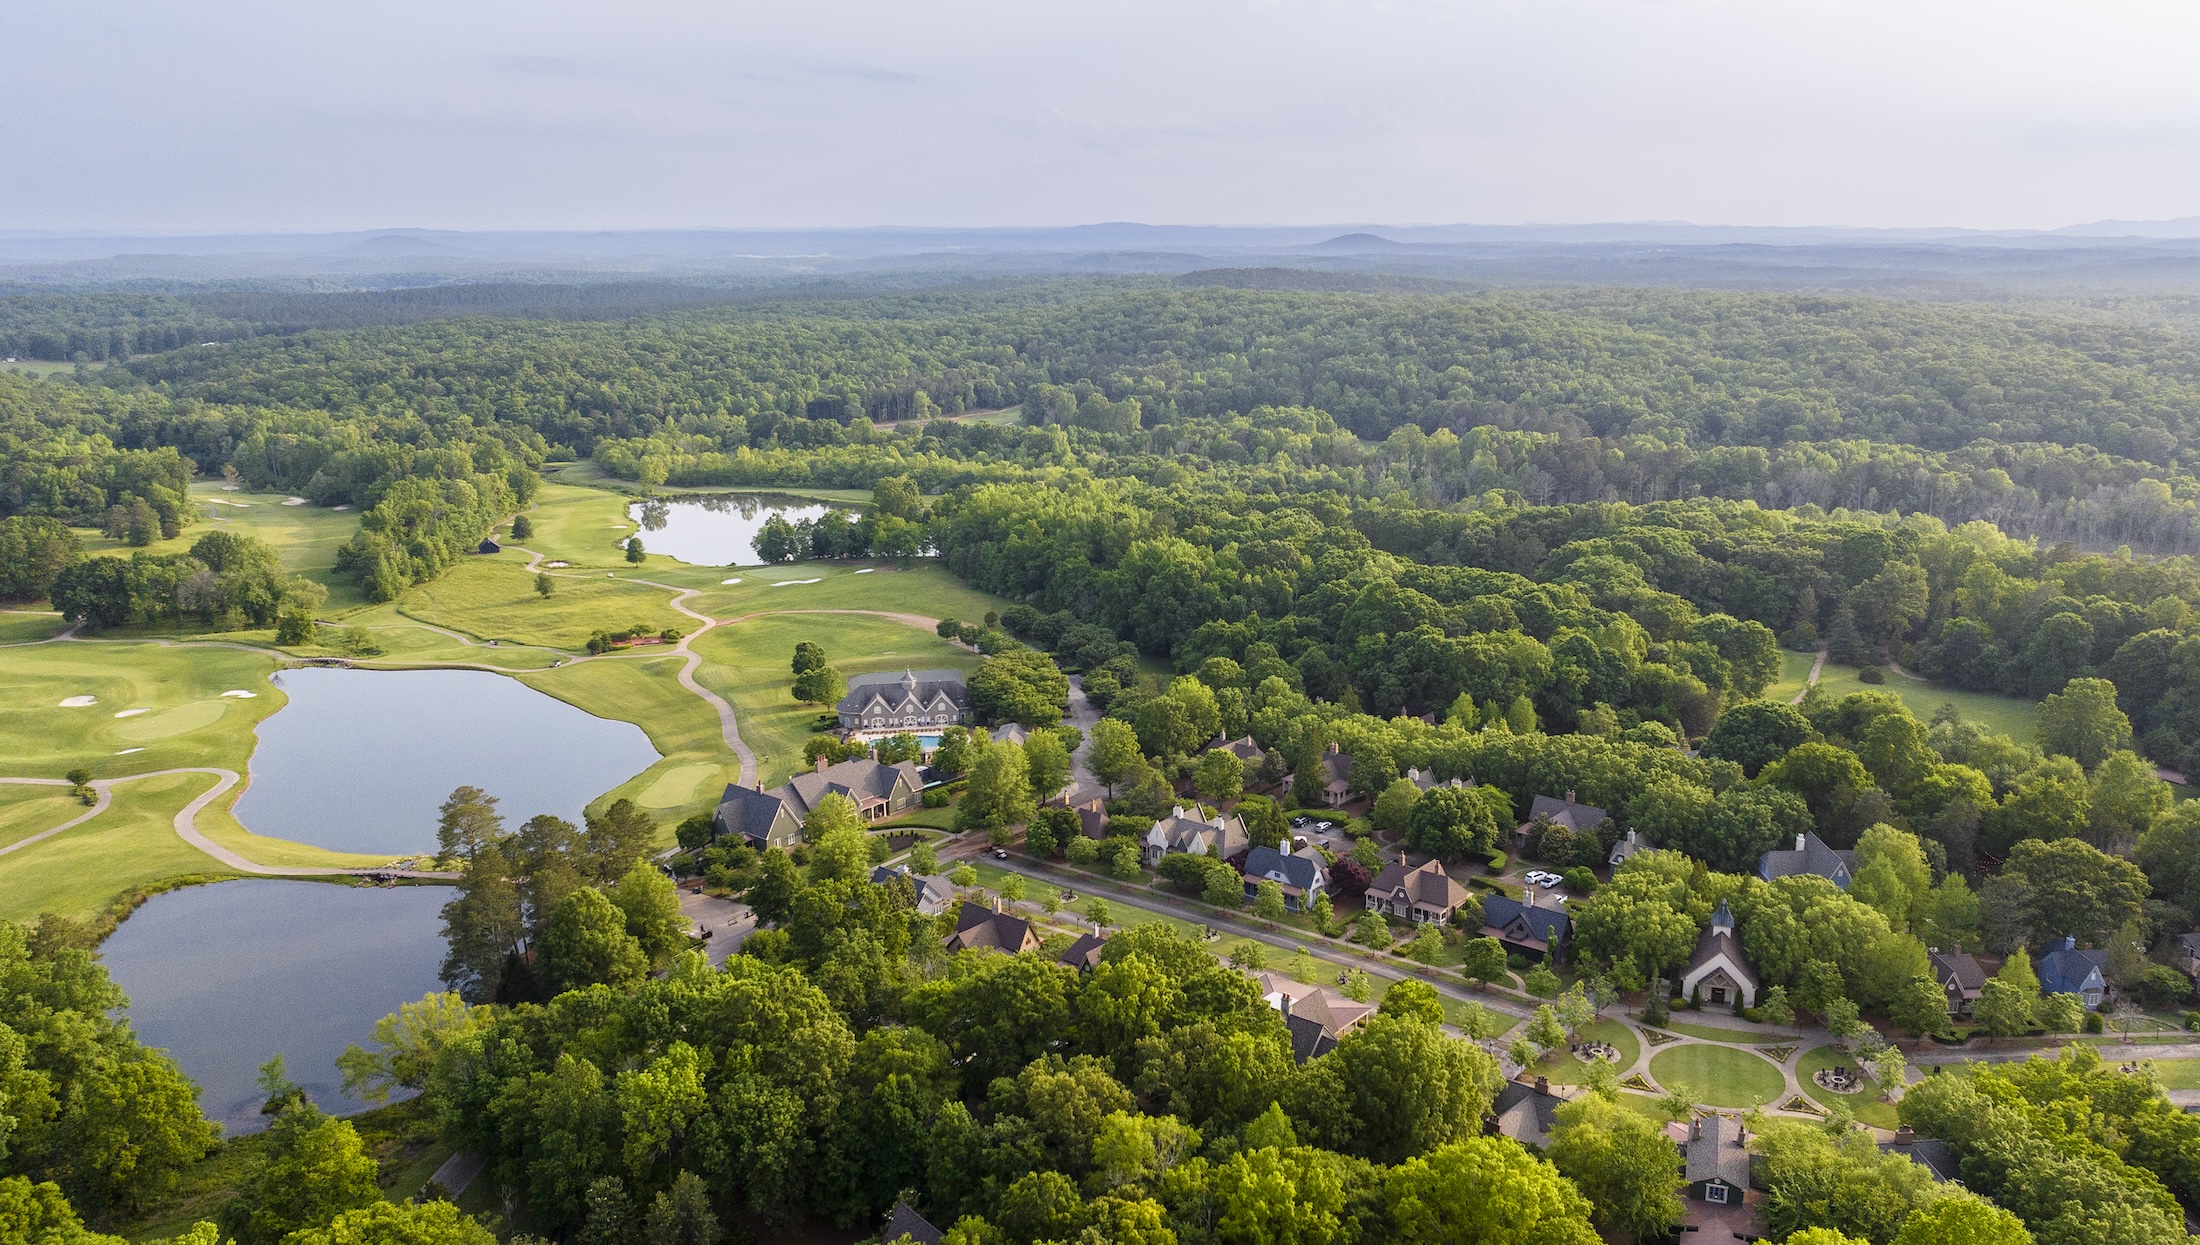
520,653,737,831
0,610,68,643
689,560,1011,628
518,481,640,568
0,640,281,782
1648,1044,1787,1108
72,485,368,609
1656,1018,1793,1044
1795,1044,1900,1126
1763,647,1821,704
2145,1058,2200,1089
1529,1019,1642,1085
0,773,241,922
399,556,688,650
691,610,982,786
0,785,84,850
1812,662,2041,740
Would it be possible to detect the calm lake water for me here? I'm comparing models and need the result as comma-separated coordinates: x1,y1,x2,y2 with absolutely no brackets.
233,667,660,854
630,494,834,565
103,879,449,1134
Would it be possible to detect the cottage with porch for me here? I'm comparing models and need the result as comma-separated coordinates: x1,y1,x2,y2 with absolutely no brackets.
1480,893,1572,963
2039,936,2110,1009
1511,791,1608,854
1758,831,1855,888
1364,858,1474,925
1242,844,1327,911
1928,948,1986,1016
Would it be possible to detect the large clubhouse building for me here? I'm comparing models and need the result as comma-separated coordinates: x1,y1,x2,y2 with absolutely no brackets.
835,669,972,737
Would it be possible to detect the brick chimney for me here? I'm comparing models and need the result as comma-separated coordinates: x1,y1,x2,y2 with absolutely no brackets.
815,755,828,774
1534,1076,1550,1096
1892,1125,1915,1146
1564,789,1575,804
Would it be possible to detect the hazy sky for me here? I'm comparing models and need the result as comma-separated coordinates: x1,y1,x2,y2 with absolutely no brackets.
7,0,2199,233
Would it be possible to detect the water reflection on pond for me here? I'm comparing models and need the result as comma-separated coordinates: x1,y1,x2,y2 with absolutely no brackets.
630,493,835,566
234,667,660,855
102,879,448,1134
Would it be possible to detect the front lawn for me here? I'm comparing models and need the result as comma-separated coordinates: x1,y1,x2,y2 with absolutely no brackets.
1648,1044,1787,1108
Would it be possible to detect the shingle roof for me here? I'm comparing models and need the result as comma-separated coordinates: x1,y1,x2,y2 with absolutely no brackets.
1147,806,1247,858
1879,1134,1961,1183
1520,793,1609,836
1759,831,1855,884
1243,844,1324,893
1367,859,1472,912
1257,972,1374,1042
1685,1114,1751,1188
836,669,970,717
1482,893,1572,945
882,1201,944,1245
714,783,791,842
1488,1080,1563,1149
1608,829,1652,865
2039,941,2108,997
1285,1013,1337,1064
1209,735,1266,764
1057,932,1107,972
947,902,1037,954
1930,950,1987,996
2175,931,2200,957
1683,903,1758,989
782,757,921,818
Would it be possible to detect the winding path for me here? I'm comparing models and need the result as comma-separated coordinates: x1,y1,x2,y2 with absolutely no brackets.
0,769,456,878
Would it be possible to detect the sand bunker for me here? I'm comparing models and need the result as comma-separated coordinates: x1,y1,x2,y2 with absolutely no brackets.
283,497,307,506
115,747,145,755
59,695,97,707
854,568,876,574
720,577,743,584
771,578,822,587
114,708,149,718
221,690,258,698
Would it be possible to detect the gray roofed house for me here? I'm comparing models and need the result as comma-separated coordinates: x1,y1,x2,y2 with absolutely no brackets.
1208,735,1267,765
1684,1113,1752,1203
882,1200,944,1245
1678,900,1758,1010
2173,931,2200,979
836,669,971,735
2039,936,2110,1008
1512,791,1609,852
1258,971,1373,1061
1486,1078,1564,1150
1880,1127,1962,1184
1480,893,1572,960
1242,844,1327,910
1285,1013,1337,1064
1607,829,1652,868
1143,804,1249,867
944,901,1040,955
1405,766,1471,793
712,755,925,850
1929,949,1988,1015
1316,742,1352,806
1758,830,1856,888
1364,858,1474,925
871,864,958,917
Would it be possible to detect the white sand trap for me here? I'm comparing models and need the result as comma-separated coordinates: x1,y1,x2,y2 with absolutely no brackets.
720,577,743,584
206,497,247,507
59,695,97,707
221,689,258,698
771,578,822,587
113,708,149,718
853,568,876,574
283,497,307,506
332,504,352,511
545,561,569,568
221,484,241,491
115,747,145,755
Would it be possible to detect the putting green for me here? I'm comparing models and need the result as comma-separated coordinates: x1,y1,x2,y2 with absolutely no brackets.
1649,1044,1787,1108
639,763,720,808
112,699,230,742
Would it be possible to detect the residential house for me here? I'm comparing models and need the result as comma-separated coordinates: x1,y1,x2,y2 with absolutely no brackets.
944,901,1040,955
1511,791,1609,854
1758,831,1855,888
1405,766,1471,793
1143,804,1249,868
1607,829,1652,869
1679,901,1759,1010
881,1201,944,1245
1480,893,1572,962
2039,936,2110,1009
1207,735,1267,766
2173,931,2200,981
835,669,971,735
712,755,926,850
1676,1114,1764,1240
1242,844,1327,911
1047,788,1110,841
870,864,957,917
1258,971,1373,1062
1315,742,1352,807
1928,949,1987,1016
1879,1127,1962,1184
1485,1078,1564,1150
1057,932,1108,973
991,722,1030,746
1364,858,1474,925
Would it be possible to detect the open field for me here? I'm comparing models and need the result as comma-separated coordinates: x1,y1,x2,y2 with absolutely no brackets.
398,555,687,649
686,561,1009,623
1764,648,1821,703
2147,1058,2200,1089
518,480,641,568
692,610,982,786
71,484,368,609
0,640,281,780
0,785,85,850
1812,661,2042,739
0,610,69,644
1647,1044,1787,1108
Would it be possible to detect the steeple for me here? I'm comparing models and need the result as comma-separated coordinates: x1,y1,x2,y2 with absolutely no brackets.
1710,899,1735,933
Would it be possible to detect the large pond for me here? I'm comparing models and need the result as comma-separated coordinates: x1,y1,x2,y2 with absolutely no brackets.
630,493,835,566
103,879,449,1134
233,667,660,855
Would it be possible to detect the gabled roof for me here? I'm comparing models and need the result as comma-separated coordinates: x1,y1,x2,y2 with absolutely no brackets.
1759,831,1855,884
1929,950,1987,996
1367,858,1472,912
836,669,970,717
1285,1012,1337,1064
1488,1080,1563,1149
1879,1133,1961,1183
1608,829,1652,865
1685,1113,1751,1188
714,783,793,841
1057,932,1107,972
1209,735,1266,764
1258,971,1373,1043
2174,931,2200,957
1520,793,1608,835
1406,766,1470,792
1321,751,1351,793
1243,844,1324,893
2039,940,2108,997
1148,806,1246,857
882,1200,944,1245
1483,893,1571,945
947,902,1037,954
783,757,922,817
1683,903,1757,988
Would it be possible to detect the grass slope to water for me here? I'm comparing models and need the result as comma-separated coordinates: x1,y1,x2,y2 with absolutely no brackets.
0,641,281,781
520,654,735,829
692,610,983,787
0,773,240,923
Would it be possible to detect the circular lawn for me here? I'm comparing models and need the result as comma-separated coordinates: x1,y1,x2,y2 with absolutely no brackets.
1649,1044,1786,1108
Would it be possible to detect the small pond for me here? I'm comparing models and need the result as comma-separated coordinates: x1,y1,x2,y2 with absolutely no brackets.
233,667,660,855
630,493,836,566
102,879,449,1133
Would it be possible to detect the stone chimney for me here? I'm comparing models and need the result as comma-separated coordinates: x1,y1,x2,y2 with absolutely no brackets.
1534,1075,1551,1096
1892,1125,1915,1146
815,755,829,774
1327,741,1340,755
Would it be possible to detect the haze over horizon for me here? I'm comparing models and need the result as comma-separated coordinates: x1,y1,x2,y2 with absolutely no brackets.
8,0,2199,235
